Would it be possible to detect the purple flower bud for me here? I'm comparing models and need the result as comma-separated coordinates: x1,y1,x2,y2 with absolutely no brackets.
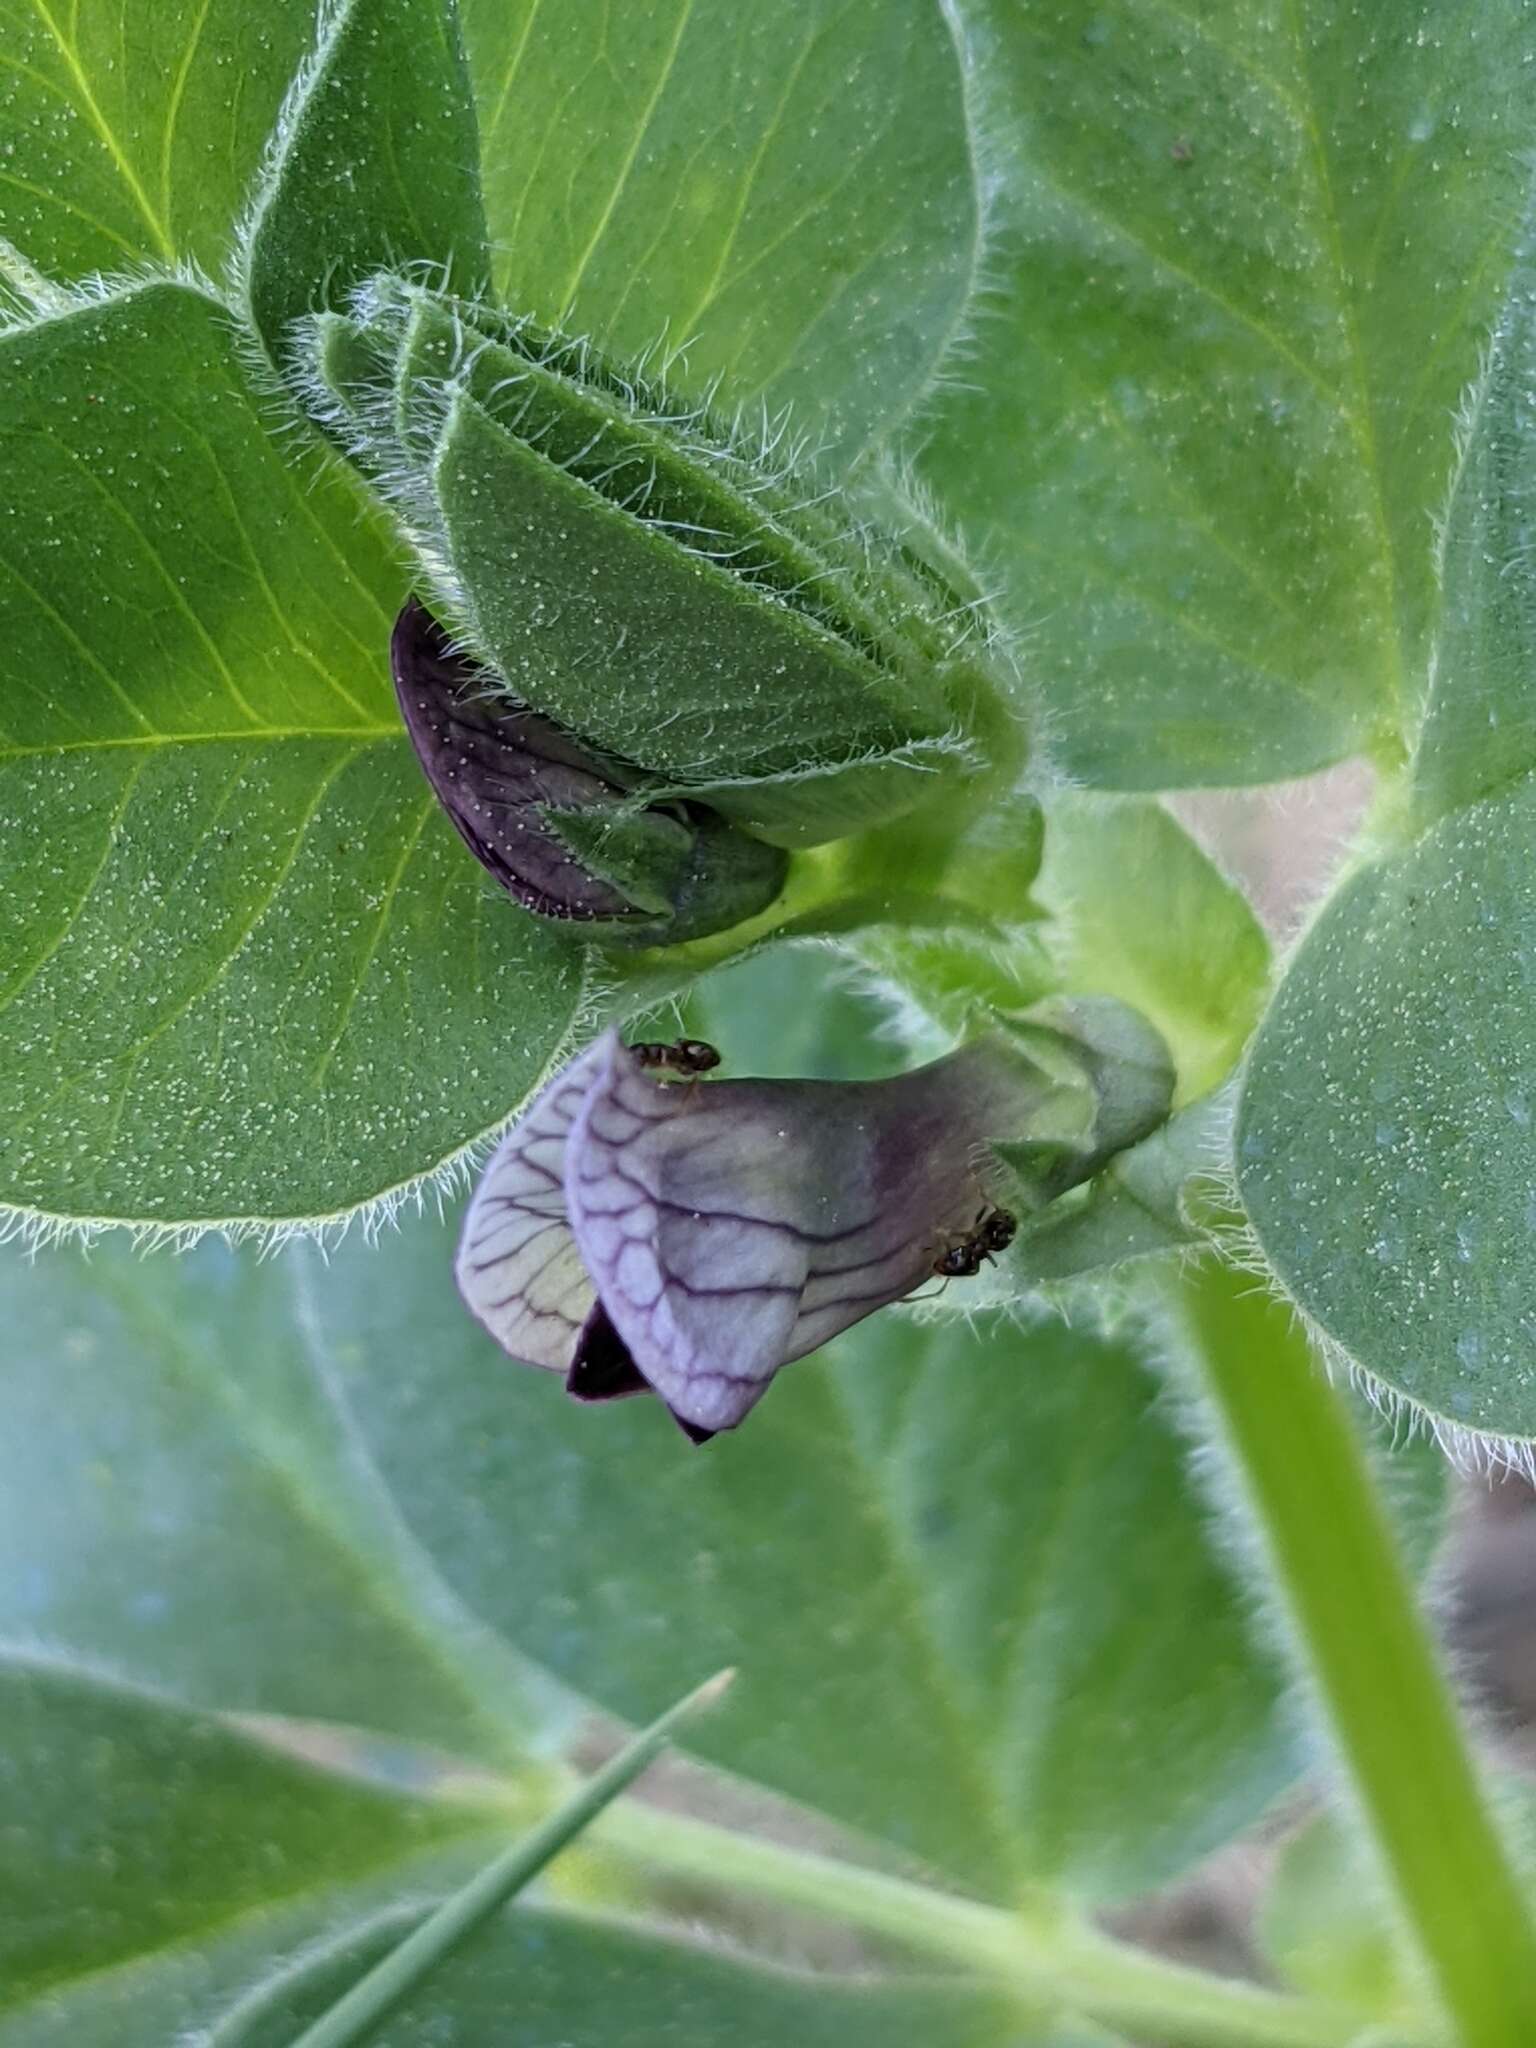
455,1029,1055,1441
390,599,786,941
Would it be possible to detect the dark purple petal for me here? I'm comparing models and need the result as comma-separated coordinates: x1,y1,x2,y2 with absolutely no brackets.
392,599,789,942
391,597,640,922
567,1303,717,1442
566,1302,652,1401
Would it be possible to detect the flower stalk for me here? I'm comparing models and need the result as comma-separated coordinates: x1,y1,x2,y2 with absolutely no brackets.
1168,1260,1536,2048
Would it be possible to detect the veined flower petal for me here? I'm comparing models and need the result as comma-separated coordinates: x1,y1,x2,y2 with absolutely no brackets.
455,1012,1171,1441
454,1041,606,1370
391,598,788,941
563,1032,1022,1434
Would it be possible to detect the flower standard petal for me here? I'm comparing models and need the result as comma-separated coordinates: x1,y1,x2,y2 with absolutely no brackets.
458,1010,1173,1437
454,1041,607,1372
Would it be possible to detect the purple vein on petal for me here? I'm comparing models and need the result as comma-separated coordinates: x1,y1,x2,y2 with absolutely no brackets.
455,1041,608,1372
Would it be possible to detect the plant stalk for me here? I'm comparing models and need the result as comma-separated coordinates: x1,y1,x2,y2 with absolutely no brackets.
594,1799,1382,2048
1169,1259,1536,2048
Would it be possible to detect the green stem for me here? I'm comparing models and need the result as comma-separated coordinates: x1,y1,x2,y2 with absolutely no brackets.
285,1673,732,2048
1170,1260,1536,2047
594,1801,1378,2048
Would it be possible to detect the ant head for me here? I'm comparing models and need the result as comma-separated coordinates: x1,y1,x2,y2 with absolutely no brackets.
981,1208,1017,1252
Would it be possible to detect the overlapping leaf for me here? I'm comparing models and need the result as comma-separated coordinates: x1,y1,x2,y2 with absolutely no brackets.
313,1203,1301,1903
241,0,488,364
921,0,1536,788
0,0,318,281
0,1645,1033,2048
186,1905,1027,2048
1238,235,1536,1439
0,1655,484,2020
0,1232,565,1757
462,0,979,465
0,280,583,1227
2,1186,1294,1909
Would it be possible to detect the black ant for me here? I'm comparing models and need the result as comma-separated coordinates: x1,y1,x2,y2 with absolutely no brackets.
628,1037,722,1077
932,1206,1017,1279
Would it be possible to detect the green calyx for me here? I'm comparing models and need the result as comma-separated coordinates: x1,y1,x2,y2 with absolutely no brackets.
539,802,790,947
989,996,1178,1212
289,274,1026,850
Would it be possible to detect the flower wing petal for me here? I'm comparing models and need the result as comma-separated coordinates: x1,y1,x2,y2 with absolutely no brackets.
455,1041,605,1370
565,1035,808,1433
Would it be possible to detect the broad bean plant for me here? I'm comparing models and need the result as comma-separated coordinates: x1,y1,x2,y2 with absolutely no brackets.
3,2,1536,2044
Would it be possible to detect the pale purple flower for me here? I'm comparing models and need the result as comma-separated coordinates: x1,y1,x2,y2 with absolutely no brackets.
455,1029,1048,1442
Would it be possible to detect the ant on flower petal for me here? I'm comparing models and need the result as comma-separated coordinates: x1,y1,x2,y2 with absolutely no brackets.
628,1037,722,1078
931,1205,1017,1279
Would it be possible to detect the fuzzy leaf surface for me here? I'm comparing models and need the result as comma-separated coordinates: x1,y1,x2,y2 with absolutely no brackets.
462,0,977,464
922,0,1536,787
0,0,317,281
1238,243,1536,1440
0,282,582,1228
242,0,488,366
1237,782,1536,1439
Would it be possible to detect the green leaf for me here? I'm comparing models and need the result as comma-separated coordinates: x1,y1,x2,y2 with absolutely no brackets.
0,1850,478,2048
461,0,978,465
0,0,317,280
1410,225,1536,824
0,281,583,1228
921,0,1536,788
1238,239,1536,1440
2,1884,1029,2048
0,1233,563,1760
0,1654,477,2015
241,0,488,369
1237,779,1536,1439
214,1909,1030,2048
1034,794,1270,1103
314,1206,1300,1903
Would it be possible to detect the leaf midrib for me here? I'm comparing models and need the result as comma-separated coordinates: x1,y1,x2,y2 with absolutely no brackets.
810,1357,1028,1896
0,726,399,763
25,0,177,263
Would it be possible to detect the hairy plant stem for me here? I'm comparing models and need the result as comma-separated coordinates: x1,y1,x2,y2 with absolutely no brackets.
592,1800,1385,2048
1169,1260,1536,2048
